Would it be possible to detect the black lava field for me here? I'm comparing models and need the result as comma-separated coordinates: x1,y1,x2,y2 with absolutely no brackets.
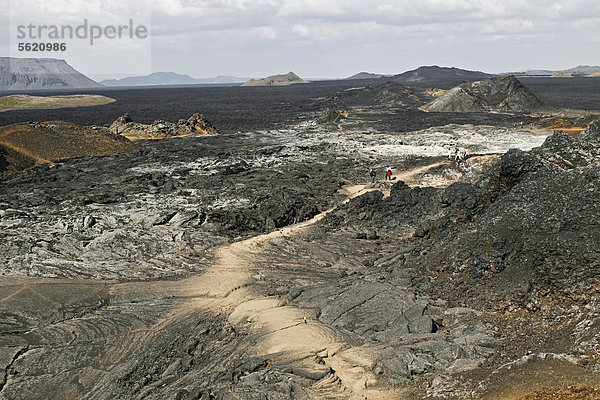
2,77,600,133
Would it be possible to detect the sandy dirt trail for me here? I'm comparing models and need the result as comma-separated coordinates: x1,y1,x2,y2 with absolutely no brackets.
138,161,447,399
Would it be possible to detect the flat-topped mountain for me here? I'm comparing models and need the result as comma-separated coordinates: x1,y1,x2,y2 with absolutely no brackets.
0,57,101,90
422,75,550,113
242,72,307,87
391,65,493,88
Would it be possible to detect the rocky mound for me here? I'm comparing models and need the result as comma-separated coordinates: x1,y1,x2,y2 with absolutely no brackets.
242,72,307,86
0,57,101,90
109,113,220,139
0,121,135,174
422,75,550,113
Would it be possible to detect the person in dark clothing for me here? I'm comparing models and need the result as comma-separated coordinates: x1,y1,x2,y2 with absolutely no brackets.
369,168,376,184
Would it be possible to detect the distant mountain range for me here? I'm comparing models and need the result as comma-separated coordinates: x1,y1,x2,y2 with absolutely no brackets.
3,57,600,92
242,72,308,87
101,72,248,87
0,57,101,90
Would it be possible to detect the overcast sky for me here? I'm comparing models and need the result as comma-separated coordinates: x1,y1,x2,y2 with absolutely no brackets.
2,0,600,80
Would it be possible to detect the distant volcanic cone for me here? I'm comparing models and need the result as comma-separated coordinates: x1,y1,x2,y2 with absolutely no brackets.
422,75,550,113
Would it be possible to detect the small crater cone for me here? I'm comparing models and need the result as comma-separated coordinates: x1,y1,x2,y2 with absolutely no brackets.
422,75,550,113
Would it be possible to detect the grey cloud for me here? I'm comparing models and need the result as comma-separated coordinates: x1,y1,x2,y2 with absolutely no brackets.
6,0,599,79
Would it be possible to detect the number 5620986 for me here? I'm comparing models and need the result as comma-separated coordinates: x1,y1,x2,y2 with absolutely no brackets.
17,43,67,51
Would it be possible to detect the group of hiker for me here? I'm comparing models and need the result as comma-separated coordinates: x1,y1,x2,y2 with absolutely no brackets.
448,147,469,162
369,167,392,184
369,146,472,183
514,121,534,129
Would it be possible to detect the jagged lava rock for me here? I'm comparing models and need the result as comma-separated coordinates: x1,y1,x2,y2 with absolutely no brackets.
110,112,220,138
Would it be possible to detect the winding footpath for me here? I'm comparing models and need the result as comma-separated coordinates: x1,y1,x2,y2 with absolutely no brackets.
173,162,450,399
